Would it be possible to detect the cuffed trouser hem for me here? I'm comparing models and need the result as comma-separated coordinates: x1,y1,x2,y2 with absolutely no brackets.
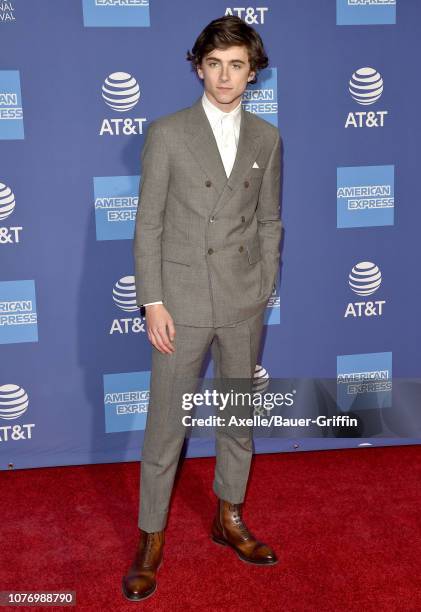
212,479,247,504
138,510,168,533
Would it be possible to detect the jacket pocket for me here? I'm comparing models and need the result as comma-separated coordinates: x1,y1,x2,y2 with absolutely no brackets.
250,167,265,176
161,241,192,266
246,238,261,265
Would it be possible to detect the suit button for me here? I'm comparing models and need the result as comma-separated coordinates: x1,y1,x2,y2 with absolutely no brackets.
244,180,249,188
205,180,212,187
238,245,244,252
241,216,245,223
208,248,214,255
209,216,215,223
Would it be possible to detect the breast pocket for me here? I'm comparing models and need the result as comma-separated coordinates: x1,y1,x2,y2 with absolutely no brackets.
250,167,265,179
248,167,265,191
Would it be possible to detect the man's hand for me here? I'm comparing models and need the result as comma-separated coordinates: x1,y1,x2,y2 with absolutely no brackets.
145,304,175,354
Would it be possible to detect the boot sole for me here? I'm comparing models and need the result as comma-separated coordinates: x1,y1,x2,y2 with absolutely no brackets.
121,581,157,602
121,559,163,601
211,535,279,566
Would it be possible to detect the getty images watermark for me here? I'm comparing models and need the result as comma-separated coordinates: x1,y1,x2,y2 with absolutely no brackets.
180,387,357,430
168,376,420,439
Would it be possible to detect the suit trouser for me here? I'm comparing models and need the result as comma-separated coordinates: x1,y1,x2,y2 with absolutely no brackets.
138,308,265,532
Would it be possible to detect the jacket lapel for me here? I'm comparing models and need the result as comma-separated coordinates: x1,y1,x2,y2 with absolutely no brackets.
184,97,228,197
224,107,261,195
184,96,262,213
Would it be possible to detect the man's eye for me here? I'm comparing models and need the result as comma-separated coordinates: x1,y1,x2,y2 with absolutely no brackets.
232,64,241,70
209,62,218,67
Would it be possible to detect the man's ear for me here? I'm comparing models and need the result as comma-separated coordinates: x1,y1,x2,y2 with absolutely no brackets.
197,64,204,80
247,70,256,83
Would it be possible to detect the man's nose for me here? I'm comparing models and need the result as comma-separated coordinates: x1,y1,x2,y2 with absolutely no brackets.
219,67,229,81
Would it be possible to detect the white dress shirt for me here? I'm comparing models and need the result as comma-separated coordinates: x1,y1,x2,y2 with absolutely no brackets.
201,90,241,178
143,92,242,308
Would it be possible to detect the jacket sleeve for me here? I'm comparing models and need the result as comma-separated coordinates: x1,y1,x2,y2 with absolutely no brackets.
133,121,170,307
256,131,283,298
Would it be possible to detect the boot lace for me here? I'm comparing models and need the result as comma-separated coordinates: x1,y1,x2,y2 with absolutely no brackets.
229,503,252,540
140,531,159,568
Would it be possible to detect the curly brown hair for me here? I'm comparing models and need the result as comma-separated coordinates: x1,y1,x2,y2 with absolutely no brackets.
186,16,269,85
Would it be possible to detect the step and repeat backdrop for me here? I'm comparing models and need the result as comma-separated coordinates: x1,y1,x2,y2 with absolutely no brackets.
1,0,420,471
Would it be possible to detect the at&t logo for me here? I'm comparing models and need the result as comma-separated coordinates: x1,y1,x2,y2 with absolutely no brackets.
225,7,268,24
0,182,23,244
0,383,35,442
253,364,269,393
344,261,386,318
110,275,145,335
345,67,388,128
99,72,146,136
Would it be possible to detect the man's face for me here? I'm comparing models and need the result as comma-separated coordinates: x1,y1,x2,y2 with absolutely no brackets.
196,45,255,112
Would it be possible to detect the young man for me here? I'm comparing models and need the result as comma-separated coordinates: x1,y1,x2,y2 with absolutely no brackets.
122,15,283,601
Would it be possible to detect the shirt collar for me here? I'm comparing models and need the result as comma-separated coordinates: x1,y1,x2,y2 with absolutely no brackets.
201,91,242,127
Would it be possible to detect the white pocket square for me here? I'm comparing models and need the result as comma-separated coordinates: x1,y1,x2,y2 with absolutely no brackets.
252,161,259,168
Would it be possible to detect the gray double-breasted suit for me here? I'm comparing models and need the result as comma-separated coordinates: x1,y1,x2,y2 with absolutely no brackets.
133,95,283,532
133,96,282,327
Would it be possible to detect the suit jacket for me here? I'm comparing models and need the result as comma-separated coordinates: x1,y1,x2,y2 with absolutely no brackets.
133,95,283,327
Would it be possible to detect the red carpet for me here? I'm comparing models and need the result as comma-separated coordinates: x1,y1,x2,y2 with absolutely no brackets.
3,445,421,611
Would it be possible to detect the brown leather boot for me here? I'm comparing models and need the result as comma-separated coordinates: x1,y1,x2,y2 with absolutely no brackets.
122,529,165,601
211,498,278,565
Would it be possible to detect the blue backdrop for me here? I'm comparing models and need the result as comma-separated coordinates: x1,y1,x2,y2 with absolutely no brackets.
1,0,420,471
